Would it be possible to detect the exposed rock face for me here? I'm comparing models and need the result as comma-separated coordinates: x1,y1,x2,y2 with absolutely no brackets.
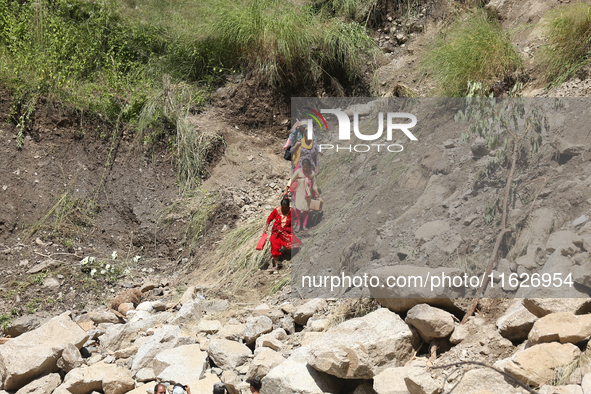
0,312,88,390
307,308,420,379
405,304,455,342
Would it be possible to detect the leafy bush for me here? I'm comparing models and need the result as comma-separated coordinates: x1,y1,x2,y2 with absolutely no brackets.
420,10,522,96
540,3,591,86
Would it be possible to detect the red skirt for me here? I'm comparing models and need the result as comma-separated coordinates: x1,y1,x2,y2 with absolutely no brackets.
270,230,301,257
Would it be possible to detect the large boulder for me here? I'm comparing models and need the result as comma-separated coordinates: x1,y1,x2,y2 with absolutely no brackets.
373,366,422,394
504,343,581,386
405,304,455,342
448,368,515,394
404,369,441,394
99,314,166,351
243,316,273,345
496,300,538,341
216,324,245,341
528,312,591,345
262,347,342,394
246,349,286,380
131,325,182,373
153,344,208,384
307,308,420,379
59,362,134,394
0,312,88,390
14,373,61,394
523,298,591,318
186,375,221,394
207,338,252,370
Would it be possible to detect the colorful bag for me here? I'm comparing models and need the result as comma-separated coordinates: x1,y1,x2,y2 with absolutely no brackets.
256,233,268,250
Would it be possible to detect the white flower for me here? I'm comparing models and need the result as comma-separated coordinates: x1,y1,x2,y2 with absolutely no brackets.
80,256,95,266
132,255,141,263
111,251,118,260
90,268,97,277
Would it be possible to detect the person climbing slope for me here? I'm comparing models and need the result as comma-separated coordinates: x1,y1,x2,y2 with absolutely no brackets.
290,158,318,232
263,196,293,270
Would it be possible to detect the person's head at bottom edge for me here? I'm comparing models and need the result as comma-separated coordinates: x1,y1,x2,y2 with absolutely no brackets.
213,383,226,394
246,376,262,393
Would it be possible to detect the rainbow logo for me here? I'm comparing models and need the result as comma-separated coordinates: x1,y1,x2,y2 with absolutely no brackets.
303,107,328,132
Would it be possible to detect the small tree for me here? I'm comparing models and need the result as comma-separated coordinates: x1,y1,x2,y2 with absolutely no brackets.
454,97,547,323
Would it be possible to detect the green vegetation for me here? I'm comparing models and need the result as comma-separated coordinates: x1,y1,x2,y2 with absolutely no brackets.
139,79,225,189
541,3,591,87
28,273,47,285
0,0,376,191
421,10,522,96
314,0,379,23
212,0,376,85
0,309,18,331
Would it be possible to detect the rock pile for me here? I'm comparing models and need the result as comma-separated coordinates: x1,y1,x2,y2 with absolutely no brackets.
3,279,591,394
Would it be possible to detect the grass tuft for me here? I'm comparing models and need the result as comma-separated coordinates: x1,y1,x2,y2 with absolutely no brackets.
139,75,224,189
540,3,591,87
420,9,522,96
212,0,376,85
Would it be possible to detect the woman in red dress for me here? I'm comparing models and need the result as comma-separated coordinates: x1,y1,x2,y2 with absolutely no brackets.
263,197,294,270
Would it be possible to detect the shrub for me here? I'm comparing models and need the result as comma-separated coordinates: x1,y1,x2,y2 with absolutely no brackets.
421,10,522,96
540,3,591,86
